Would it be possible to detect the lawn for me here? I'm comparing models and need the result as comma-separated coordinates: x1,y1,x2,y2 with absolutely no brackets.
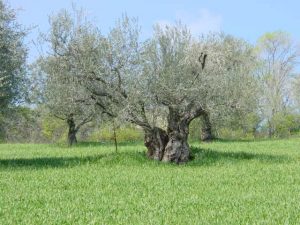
1,139,300,224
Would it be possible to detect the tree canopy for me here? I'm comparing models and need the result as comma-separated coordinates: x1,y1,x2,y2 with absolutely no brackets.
0,0,27,112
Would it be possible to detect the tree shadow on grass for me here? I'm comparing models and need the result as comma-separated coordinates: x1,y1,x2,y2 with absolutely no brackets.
189,146,291,166
0,151,151,170
0,155,106,170
0,146,291,170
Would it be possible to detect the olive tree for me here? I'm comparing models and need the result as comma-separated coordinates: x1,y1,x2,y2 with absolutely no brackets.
141,26,258,162
40,57,96,146
45,9,257,162
35,10,97,145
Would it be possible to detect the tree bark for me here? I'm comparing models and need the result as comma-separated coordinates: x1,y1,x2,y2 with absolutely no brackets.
143,106,204,163
67,114,77,146
163,127,190,163
162,108,191,163
201,111,214,142
144,127,168,160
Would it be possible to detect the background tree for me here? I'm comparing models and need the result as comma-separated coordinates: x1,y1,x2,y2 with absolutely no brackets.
33,10,98,146
293,75,300,109
256,31,299,137
200,111,214,141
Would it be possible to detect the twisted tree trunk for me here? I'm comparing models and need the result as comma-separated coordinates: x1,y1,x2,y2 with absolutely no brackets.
144,127,168,160
144,124,189,163
162,108,190,163
163,126,190,163
142,106,204,163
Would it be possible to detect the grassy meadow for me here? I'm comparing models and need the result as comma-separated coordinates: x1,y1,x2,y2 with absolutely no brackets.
1,139,300,224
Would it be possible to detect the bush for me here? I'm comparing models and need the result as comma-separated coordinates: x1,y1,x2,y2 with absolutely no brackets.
272,113,300,138
0,107,43,143
40,115,67,143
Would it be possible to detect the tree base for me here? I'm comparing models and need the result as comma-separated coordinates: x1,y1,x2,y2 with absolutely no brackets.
144,128,190,163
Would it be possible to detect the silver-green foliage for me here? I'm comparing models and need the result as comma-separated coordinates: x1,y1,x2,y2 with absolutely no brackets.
36,9,97,126
143,25,258,126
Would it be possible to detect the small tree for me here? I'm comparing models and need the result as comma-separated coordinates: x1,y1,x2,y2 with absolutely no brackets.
33,10,97,145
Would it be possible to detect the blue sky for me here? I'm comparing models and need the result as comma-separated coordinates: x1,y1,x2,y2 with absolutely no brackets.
9,0,300,63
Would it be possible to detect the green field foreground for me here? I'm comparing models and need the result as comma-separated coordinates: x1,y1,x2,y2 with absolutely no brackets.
1,139,300,224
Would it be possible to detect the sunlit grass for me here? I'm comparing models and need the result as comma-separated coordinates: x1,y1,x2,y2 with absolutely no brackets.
1,139,300,224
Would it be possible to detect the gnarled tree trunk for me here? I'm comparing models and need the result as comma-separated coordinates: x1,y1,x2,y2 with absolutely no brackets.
144,127,168,160
163,127,190,163
144,124,189,163
142,106,204,163
162,108,191,163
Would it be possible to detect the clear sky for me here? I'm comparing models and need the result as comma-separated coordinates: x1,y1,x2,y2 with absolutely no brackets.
8,0,300,63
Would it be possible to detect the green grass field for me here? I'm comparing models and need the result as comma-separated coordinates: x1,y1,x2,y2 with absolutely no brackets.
1,139,300,224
